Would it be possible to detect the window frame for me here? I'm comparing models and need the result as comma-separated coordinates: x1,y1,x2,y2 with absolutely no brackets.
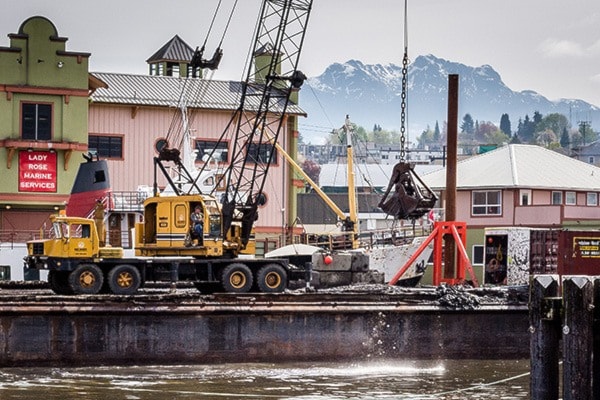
565,191,576,205
551,191,563,205
471,190,502,216
519,189,531,206
246,142,278,165
88,134,124,159
21,102,53,141
471,245,484,265
586,192,598,206
195,139,229,163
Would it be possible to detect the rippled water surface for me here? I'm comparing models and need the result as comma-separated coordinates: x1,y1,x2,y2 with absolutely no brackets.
0,359,530,399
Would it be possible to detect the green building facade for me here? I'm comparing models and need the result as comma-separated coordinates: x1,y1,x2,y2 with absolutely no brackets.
0,16,90,238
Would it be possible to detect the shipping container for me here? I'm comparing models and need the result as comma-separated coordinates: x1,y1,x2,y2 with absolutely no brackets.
484,227,600,286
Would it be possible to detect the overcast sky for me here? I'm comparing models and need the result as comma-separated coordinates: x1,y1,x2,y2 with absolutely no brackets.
4,0,600,108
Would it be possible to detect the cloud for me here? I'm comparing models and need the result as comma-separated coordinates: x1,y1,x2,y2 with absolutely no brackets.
538,38,585,58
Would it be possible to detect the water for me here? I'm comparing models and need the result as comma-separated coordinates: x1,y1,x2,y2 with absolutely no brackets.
0,359,530,399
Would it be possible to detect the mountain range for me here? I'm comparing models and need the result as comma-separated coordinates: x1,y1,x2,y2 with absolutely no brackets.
298,54,600,144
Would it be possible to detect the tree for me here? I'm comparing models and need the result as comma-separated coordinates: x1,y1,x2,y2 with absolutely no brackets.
460,113,474,134
518,114,535,143
535,129,558,147
416,125,434,148
433,121,441,142
560,127,570,148
536,113,569,140
485,129,510,145
301,159,321,185
477,121,500,139
499,113,511,137
533,111,543,126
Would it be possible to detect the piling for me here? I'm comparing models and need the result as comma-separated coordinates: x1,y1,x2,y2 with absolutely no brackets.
530,274,600,400
562,276,594,399
529,274,560,400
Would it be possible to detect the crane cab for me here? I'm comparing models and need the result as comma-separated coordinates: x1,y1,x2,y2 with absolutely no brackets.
135,194,226,257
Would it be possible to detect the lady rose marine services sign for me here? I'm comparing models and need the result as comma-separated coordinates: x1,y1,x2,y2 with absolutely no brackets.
19,150,57,192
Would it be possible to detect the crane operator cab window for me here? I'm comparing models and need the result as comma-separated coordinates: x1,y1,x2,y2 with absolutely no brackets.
190,204,204,246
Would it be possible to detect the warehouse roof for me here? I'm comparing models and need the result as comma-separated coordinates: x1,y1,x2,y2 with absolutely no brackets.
89,72,306,116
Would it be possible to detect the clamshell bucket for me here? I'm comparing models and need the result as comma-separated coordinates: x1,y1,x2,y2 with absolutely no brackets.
378,162,438,220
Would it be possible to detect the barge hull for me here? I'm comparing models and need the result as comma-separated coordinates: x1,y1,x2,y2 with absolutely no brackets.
0,291,529,366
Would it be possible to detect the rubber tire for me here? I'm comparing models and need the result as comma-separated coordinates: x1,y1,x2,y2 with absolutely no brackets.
69,264,104,295
107,264,142,295
48,270,74,295
256,263,287,293
221,263,253,293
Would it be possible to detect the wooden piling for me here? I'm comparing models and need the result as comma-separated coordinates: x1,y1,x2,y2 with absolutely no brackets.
594,278,600,399
530,274,560,400
562,276,594,400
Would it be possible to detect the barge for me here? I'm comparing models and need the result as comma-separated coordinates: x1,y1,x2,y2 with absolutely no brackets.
0,284,529,366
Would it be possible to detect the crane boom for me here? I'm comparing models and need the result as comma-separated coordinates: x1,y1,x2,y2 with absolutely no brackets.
209,0,313,247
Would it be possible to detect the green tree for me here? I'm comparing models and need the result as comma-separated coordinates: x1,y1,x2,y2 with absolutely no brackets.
416,125,434,148
536,113,569,139
433,121,441,142
499,113,511,136
579,121,597,145
460,113,475,134
560,127,570,148
518,114,535,143
485,129,510,145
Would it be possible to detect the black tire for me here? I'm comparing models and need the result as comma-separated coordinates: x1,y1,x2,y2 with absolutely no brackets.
256,263,287,293
107,264,142,295
69,264,104,294
48,270,73,295
221,263,253,293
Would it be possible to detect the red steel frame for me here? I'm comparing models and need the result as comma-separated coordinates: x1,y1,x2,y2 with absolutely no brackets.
388,221,479,287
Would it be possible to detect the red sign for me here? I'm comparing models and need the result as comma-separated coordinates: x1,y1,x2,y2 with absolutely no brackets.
19,150,57,192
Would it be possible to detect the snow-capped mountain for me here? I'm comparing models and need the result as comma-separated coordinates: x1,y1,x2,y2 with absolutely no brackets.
298,54,600,144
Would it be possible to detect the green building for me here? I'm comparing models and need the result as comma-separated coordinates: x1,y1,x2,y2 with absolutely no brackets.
0,16,93,239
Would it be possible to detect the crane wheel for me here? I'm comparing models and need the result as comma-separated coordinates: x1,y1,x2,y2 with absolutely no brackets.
221,263,253,293
256,264,287,293
69,264,104,295
108,264,142,295
48,270,74,295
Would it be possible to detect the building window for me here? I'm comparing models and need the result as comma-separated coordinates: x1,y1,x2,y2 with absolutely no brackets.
472,190,501,215
589,156,595,164
587,192,598,206
89,135,123,159
551,191,562,205
519,190,531,206
472,245,484,265
22,103,52,140
195,140,229,163
246,143,277,164
565,191,576,205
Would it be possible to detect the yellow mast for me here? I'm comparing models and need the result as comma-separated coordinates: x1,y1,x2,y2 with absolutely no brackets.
343,116,359,248
264,119,360,249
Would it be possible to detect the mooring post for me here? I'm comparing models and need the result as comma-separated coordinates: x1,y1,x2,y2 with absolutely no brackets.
530,274,560,400
562,275,594,400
